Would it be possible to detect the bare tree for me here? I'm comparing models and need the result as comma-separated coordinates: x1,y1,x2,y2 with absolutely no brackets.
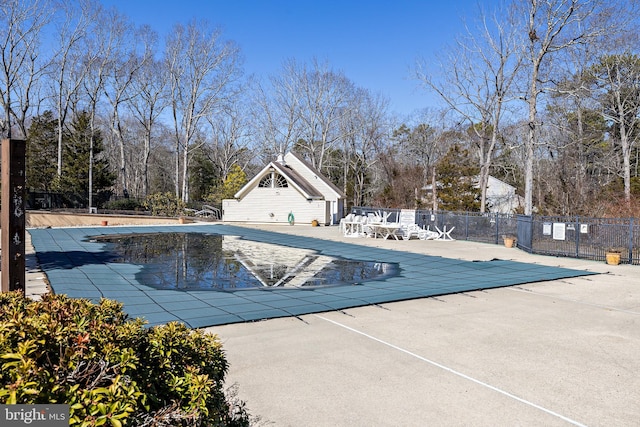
341,88,389,207
589,53,640,203
164,20,241,202
416,4,521,212
50,0,96,176
78,4,124,211
0,0,50,138
104,19,148,196
390,110,445,209
542,40,613,214
251,59,303,161
125,28,166,197
206,97,253,183
296,58,355,170
516,0,624,214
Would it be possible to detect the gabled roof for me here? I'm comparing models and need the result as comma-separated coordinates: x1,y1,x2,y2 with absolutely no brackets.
285,151,346,198
233,151,346,201
233,159,324,200
272,161,324,199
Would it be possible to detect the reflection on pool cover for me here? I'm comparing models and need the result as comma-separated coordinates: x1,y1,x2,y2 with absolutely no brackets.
96,232,399,291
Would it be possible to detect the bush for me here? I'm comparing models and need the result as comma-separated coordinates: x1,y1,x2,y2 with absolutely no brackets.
103,198,143,211
143,192,186,217
0,292,250,426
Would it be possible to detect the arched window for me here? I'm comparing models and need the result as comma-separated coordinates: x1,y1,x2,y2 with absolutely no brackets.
275,174,288,188
258,175,272,188
259,172,288,188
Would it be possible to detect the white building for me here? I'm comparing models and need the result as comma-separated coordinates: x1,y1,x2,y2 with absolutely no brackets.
423,175,523,213
484,175,523,214
222,152,346,225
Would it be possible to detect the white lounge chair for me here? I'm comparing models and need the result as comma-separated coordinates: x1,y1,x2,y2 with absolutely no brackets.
418,226,440,240
399,223,422,240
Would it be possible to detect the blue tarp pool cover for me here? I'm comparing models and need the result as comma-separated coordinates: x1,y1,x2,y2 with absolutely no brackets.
29,224,598,328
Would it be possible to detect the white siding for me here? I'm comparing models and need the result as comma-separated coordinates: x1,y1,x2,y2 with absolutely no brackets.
486,176,523,213
284,153,343,223
223,186,329,224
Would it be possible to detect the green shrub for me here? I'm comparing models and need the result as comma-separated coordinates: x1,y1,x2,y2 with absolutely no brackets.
143,192,186,217
0,292,250,426
103,198,143,211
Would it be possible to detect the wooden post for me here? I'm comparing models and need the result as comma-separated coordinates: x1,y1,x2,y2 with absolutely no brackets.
1,138,26,293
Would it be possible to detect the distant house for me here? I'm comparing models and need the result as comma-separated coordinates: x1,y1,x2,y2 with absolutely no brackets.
423,175,523,214
222,152,346,225
484,175,523,214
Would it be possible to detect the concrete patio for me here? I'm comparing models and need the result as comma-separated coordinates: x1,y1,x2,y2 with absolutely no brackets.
209,224,639,427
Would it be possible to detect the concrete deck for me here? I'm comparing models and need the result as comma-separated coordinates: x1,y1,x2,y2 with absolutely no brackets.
205,224,639,427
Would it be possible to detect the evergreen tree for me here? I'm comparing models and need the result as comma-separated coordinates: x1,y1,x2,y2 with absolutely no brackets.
26,111,58,191
189,147,218,201
56,112,115,203
220,164,247,199
436,144,481,211
202,163,247,204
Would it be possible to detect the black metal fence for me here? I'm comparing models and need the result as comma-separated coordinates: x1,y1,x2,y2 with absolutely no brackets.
26,191,112,210
352,207,639,265
351,207,517,244
521,215,639,265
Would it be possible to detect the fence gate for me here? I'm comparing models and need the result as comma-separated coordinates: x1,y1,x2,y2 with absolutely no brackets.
517,215,533,253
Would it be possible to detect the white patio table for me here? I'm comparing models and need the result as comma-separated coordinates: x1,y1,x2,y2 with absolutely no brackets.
369,222,401,240
434,225,455,241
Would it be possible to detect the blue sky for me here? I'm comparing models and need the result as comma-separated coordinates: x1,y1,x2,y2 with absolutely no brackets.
101,0,494,116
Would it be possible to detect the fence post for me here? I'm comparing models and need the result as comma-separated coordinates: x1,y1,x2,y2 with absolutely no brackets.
495,212,500,245
465,212,469,241
575,216,580,258
629,218,634,264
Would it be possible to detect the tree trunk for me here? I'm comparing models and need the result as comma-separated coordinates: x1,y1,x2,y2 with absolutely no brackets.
181,142,189,203
142,128,151,196
431,166,438,211
525,65,539,216
174,136,180,200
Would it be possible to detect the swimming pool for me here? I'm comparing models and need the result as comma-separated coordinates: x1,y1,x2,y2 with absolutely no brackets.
29,224,598,327
95,232,399,290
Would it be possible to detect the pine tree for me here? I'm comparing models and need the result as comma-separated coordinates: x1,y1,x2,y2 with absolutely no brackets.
56,112,115,203
26,111,58,191
189,148,218,201
436,144,481,211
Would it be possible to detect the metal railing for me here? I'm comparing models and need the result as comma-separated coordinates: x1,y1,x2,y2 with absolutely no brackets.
522,215,639,265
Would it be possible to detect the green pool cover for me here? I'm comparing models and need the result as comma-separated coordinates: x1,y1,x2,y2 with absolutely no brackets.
29,224,598,328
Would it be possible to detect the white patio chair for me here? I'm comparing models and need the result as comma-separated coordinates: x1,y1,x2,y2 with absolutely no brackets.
339,213,355,234
418,226,440,240
361,216,374,237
